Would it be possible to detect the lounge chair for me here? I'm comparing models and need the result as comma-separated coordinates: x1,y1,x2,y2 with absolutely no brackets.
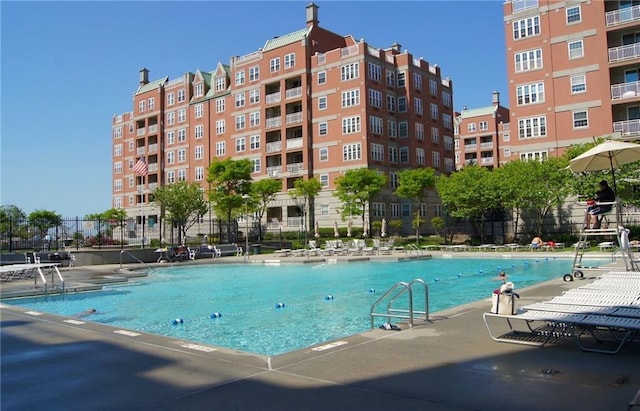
619,227,640,271
378,239,393,255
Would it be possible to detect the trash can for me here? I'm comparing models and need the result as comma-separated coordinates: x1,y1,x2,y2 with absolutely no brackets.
253,244,261,255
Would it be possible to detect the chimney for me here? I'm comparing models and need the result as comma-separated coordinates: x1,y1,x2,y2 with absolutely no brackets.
306,3,319,27
391,42,401,53
492,91,500,106
139,68,149,86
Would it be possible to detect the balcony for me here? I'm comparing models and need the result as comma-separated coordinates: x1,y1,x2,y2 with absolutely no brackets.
606,5,640,27
611,81,640,100
464,159,477,165
286,138,303,149
265,116,282,129
285,112,303,125
287,216,303,227
266,141,282,153
136,147,145,155
137,128,146,136
285,87,302,100
464,144,477,151
480,142,494,149
340,45,359,58
481,157,494,165
148,163,158,173
613,119,640,135
266,165,282,176
148,182,158,191
148,144,158,153
148,124,158,134
286,162,304,174
265,91,281,105
608,43,640,63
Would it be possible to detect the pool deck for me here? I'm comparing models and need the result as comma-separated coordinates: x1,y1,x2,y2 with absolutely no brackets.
2,251,639,410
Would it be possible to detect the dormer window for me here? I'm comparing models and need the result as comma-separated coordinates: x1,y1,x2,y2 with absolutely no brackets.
194,83,204,97
215,77,226,92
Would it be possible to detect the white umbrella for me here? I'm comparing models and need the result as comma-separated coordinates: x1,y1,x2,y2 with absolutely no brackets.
569,140,640,191
347,218,352,237
363,217,369,238
381,218,387,238
314,220,320,238
333,220,339,238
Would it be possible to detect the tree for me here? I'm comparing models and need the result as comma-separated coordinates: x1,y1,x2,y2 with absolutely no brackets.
333,168,386,235
288,177,322,245
153,182,208,244
435,166,498,243
28,210,62,249
431,216,444,236
85,208,128,244
251,179,282,242
395,168,435,244
207,158,253,243
0,204,27,236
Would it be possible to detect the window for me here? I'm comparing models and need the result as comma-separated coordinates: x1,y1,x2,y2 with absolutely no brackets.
432,151,441,168
166,171,175,184
166,112,175,125
270,57,280,73
369,89,382,107
413,73,422,90
177,149,186,163
513,15,540,39
372,202,386,217
235,115,246,130
343,143,361,161
319,122,328,135
371,143,384,161
414,98,423,115
195,146,204,160
416,123,424,140
516,82,545,105
235,92,245,108
195,104,203,118
178,109,186,123
195,125,204,139
388,146,398,163
167,92,175,106
368,63,381,81
235,70,245,85
251,158,261,173
167,151,175,164
479,121,488,131
178,129,186,142
249,89,260,104
284,53,295,68
399,147,409,163
370,116,383,134
195,83,204,97
114,161,123,173
431,127,440,143
114,144,123,156
341,63,359,81
178,169,187,182
195,166,204,181
320,175,329,187
236,137,246,152
398,121,408,138
318,71,326,84
318,96,327,110
573,110,588,128
249,66,260,81
138,100,146,113
319,147,328,162
216,120,225,135
114,179,122,192
568,40,584,59
250,134,260,150
429,78,438,96
250,112,260,127
514,49,543,72
388,120,397,138
566,5,581,24
341,89,360,107
389,174,398,190
129,124,134,134
342,116,360,134
216,98,225,113
398,97,407,112
570,74,586,93
177,89,186,102
442,91,452,108
386,70,395,87
430,103,439,120
520,151,548,161
113,127,123,139
443,113,453,129
216,141,226,156
518,116,547,139
148,97,155,110
390,202,399,216
397,72,406,87
386,95,396,112
401,204,411,217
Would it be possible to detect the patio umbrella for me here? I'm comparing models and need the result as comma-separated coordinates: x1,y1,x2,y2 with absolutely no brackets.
314,220,320,238
333,220,339,238
381,218,387,238
569,140,640,192
363,217,369,238
347,218,352,237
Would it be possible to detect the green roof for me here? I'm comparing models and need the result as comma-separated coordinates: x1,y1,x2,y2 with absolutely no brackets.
459,106,496,119
135,77,168,95
263,27,310,51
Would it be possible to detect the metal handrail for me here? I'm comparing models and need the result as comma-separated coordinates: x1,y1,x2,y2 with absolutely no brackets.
388,279,429,322
119,250,153,271
35,266,48,296
370,282,412,329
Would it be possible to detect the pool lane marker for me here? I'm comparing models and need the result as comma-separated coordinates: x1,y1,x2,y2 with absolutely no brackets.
114,330,141,337
311,341,348,351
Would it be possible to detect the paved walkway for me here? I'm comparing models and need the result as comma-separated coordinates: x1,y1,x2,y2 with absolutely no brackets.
1,252,639,410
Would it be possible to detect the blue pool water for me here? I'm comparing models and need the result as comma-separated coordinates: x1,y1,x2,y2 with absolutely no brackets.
4,257,605,356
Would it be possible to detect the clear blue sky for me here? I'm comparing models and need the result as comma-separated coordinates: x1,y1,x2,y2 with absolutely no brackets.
1,0,506,217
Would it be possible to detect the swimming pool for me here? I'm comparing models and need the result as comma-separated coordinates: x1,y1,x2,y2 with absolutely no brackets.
4,257,605,356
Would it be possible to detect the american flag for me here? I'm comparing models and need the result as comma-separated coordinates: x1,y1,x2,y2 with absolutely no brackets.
133,156,148,176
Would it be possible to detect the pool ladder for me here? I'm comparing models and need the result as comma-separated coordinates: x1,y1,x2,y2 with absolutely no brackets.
370,279,429,329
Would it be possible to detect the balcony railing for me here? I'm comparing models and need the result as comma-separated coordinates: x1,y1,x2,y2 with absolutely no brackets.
464,144,477,151
606,5,640,27
613,119,640,135
287,216,303,227
136,147,145,155
265,92,281,104
286,162,304,174
611,80,640,100
481,157,494,165
285,112,303,124
148,182,158,191
148,144,157,153
511,0,538,13
148,124,158,134
137,128,145,136
265,116,282,129
266,165,282,176
148,163,158,173
266,141,282,153
608,43,640,63
286,137,303,149
341,45,359,58
480,142,493,149
285,86,302,99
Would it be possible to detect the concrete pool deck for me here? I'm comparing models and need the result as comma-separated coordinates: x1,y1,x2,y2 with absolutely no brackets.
1,251,639,410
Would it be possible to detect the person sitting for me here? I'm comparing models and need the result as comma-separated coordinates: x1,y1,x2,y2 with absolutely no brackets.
584,180,616,230
530,236,543,250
